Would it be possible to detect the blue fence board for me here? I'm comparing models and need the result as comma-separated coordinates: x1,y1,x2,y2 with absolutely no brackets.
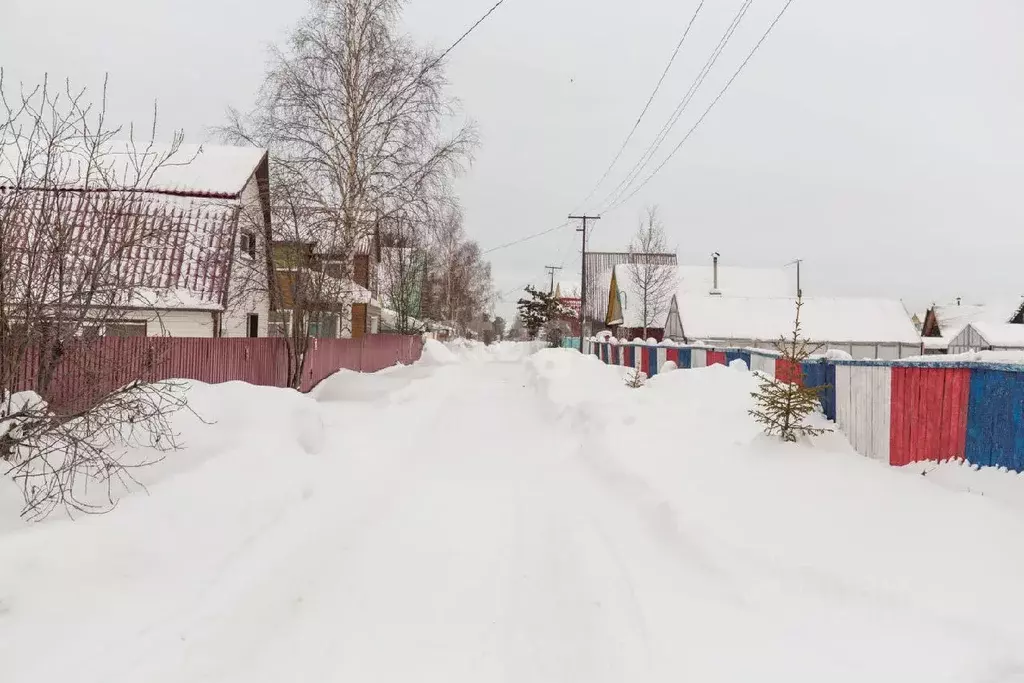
966,370,1024,470
725,350,751,369
678,348,692,369
648,347,658,376
822,363,837,421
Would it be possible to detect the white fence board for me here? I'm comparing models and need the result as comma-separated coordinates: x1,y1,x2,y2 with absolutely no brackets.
691,348,707,368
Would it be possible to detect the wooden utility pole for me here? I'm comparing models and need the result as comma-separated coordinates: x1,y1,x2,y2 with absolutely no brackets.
544,265,562,294
569,214,601,351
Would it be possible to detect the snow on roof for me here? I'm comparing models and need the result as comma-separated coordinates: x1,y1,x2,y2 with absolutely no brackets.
922,336,949,350
1,142,267,198
932,299,1024,338
964,322,1024,348
677,295,921,345
1,189,239,308
676,265,793,298
612,264,677,328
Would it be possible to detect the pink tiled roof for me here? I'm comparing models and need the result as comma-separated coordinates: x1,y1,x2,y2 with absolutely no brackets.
2,189,240,308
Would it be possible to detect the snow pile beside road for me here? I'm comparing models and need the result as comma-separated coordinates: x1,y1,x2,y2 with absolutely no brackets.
527,348,1024,681
898,458,1024,517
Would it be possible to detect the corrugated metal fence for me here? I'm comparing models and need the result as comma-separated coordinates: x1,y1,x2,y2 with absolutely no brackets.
14,335,423,413
587,338,1024,473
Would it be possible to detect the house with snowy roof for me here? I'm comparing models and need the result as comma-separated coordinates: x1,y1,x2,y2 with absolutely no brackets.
269,233,382,339
0,142,272,337
919,299,1024,354
582,251,677,334
654,256,920,358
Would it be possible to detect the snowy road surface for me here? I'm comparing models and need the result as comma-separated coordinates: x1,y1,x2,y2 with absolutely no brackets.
4,341,1024,682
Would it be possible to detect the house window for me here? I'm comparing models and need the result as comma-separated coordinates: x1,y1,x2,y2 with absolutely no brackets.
308,313,339,339
105,321,147,338
268,311,290,337
247,314,259,338
239,231,257,259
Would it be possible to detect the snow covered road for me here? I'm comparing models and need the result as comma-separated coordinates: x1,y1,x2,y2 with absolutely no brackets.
4,342,1024,682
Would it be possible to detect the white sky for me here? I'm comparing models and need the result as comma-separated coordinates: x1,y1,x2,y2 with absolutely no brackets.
4,0,1022,323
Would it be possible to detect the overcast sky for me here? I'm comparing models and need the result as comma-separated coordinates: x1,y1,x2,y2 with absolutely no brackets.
4,0,1022,322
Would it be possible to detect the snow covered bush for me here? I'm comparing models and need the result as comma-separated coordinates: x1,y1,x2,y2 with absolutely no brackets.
749,296,830,442
1,381,193,520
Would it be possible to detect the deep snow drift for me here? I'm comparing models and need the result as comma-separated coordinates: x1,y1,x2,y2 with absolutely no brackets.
2,342,1024,682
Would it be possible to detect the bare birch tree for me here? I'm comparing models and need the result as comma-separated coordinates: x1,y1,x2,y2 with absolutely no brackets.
627,207,676,338
220,0,476,377
1,72,199,519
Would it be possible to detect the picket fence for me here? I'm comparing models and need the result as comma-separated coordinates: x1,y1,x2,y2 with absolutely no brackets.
587,339,1024,472
14,334,423,414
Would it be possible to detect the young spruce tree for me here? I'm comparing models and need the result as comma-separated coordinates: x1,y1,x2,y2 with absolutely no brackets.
749,295,831,442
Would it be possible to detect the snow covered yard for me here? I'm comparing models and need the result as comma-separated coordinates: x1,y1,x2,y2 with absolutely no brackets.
2,341,1024,682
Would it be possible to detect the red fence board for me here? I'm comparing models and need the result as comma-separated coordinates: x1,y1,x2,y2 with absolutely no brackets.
706,350,727,367
14,334,423,414
889,367,969,466
666,347,679,365
775,359,803,385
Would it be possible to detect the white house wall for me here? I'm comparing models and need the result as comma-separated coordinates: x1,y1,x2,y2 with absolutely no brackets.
222,174,270,338
118,309,218,337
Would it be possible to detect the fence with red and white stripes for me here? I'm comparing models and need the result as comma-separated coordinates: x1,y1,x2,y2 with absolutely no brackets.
587,337,1024,472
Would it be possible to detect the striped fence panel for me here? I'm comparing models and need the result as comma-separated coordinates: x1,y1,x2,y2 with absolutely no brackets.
965,369,1024,470
585,339,1024,474
890,367,970,466
835,364,892,463
750,352,776,376
725,350,751,369
707,350,727,366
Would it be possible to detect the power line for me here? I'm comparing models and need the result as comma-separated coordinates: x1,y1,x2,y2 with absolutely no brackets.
597,0,754,212
573,1,707,210
481,221,569,255
604,0,797,213
428,0,509,71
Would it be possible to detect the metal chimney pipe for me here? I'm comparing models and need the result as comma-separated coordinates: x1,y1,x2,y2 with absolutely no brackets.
710,252,721,295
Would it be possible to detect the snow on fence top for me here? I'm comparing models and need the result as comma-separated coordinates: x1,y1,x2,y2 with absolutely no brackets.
676,295,921,345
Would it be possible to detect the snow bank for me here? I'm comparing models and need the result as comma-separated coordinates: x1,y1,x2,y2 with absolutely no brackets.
419,338,459,365
527,350,1024,681
899,459,1024,517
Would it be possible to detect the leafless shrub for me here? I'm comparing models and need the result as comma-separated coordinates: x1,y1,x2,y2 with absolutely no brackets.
0,70,202,518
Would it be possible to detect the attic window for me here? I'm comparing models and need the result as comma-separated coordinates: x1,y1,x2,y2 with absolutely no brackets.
239,231,256,259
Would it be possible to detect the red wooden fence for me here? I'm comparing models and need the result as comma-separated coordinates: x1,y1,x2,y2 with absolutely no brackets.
13,334,424,413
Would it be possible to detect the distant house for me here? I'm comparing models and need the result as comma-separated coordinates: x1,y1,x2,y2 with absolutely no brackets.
582,251,677,335
269,234,381,339
604,264,678,341
920,299,1024,354
0,143,272,338
552,280,581,337
377,246,427,333
948,322,1024,355
658,257,919,358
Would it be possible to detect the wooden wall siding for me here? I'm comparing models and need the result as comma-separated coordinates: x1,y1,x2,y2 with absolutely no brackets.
965,370,1024,470
677,348,692,369
835,365,892,463
691,348,707,368
706,350,727,367
352,303,367,338
890,367,970,466
14,335,423,414
656,346,667,370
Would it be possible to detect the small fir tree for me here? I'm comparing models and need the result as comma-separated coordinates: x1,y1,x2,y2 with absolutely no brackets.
749,296,831,442
517,285,577,342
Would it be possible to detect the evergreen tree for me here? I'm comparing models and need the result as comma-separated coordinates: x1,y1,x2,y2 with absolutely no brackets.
516,285,576,341
749,296,831,442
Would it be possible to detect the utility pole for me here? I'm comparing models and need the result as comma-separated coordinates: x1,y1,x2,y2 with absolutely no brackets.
787,258,803,298
569,214,601,351
544,265,562,294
